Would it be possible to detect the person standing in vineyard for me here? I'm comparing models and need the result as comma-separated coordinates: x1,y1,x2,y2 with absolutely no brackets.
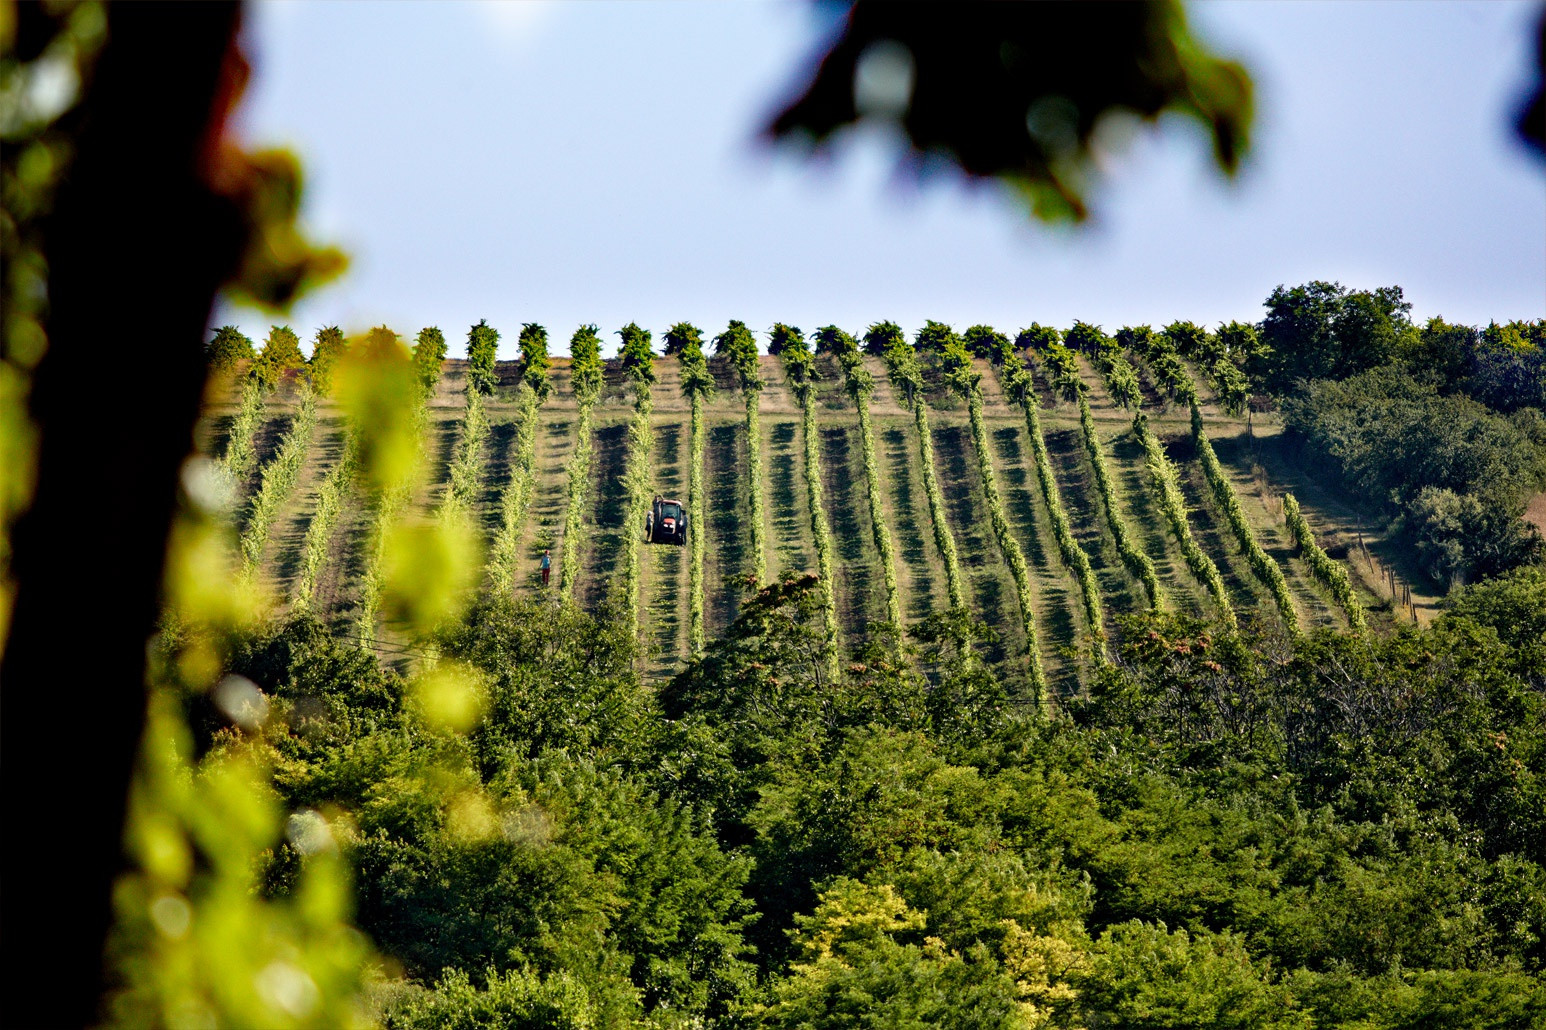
540,549,552,586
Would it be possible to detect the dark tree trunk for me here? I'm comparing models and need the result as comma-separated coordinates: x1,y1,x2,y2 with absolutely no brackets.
0,5,246,1025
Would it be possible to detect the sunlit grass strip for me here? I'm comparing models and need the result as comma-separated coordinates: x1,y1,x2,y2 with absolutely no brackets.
1078,396,1162,609
1189,397,1298,633
558,392,595,597
619,386,654,636
357,403,429,646
237,385,316,578
1132,411,1237,630
875,333,968,612
488,385,541,592
773,323,840,672
1283,492,1367,633
965,386,1049,708
617,323,656,642
219,378,266,486
438,385,488,525
1018,387,1106,657
852,384,902,630
291,427,357,613
687,390,706,652
744,391,768,585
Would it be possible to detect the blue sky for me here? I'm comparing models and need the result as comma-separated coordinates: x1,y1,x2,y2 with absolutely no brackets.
220,0,1546,357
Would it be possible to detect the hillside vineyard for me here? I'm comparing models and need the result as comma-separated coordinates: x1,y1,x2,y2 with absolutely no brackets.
202,344,1387,702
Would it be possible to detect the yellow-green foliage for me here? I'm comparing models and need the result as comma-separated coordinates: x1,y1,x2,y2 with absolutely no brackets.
1189,398,1298,633
775,323,840,674
250,324,305,391
716,321,767,586
438,384,489,527
1133,411,1237,630
291,428,357,612
307,326,347,395
964,380,1048,710
620,382,654,639
1284,492,1367,632
943,331,1044,700
489,386,541,593
871,322,967,612
670,322,714,653
238,385,316,578
841,349,903,632
1078,396,1162,608
559,325,605,597
220,378,266,485
1018,376,1106,656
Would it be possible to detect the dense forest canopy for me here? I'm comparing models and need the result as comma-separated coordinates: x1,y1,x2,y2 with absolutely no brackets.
96,281,1546,1026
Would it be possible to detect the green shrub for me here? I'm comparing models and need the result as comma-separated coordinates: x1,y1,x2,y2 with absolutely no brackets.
292,429,358,611
413,326,448,395
251,324,305,389
466,319,499,395
206,324,255,373
617,322,655,385
518,323,551,400
490,385,542,593
308,325,347,394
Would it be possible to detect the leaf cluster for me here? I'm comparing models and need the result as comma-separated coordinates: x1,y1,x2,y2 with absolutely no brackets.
465,319,500,395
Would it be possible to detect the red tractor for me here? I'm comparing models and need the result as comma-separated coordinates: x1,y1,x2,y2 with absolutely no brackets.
645,494,688,545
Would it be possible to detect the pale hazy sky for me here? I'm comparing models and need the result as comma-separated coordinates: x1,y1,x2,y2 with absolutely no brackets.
218,0,1546,356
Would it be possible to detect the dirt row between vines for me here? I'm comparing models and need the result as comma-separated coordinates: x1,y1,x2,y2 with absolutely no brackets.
203,351,1411,681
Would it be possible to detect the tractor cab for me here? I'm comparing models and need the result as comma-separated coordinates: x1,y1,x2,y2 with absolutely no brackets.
645,494,688,545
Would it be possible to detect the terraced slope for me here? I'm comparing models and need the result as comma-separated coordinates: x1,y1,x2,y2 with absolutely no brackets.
206,350,1404,680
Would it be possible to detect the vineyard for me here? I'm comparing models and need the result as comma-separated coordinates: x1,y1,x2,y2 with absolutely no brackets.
202,334,1422,702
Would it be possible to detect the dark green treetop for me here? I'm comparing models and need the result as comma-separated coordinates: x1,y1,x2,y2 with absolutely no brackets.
569,324,604,404
715,320,762,393
465,319,500,395
518,322,551,399
412,327,448,394
618,323,655,385
206,325,255,372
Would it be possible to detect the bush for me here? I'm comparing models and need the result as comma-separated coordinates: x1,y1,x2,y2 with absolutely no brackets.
412,326,447,395
206,324,255,373
465,319,499,395
517,323,550,399
251,324,304,389
308,325,347,394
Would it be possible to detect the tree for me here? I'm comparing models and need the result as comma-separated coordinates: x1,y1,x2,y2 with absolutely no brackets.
206,324,255,372
1016,323,1062,353
1255,280,1413,392
617,322,655,384
862,320,904,357
813,325,858,357
251,323,304,389
1161,319,1212,360
1063,320,1110,357
518,322,551,399
715,319,761,392
412,326,448,394
914,319,959,356
308,324,347,393
466,318,500,394
670,321,715,401
569,324,604,403
963,324,1012,362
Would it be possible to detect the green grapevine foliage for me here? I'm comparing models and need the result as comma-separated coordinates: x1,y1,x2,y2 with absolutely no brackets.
465,319,499,395
1284,492,1367,632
